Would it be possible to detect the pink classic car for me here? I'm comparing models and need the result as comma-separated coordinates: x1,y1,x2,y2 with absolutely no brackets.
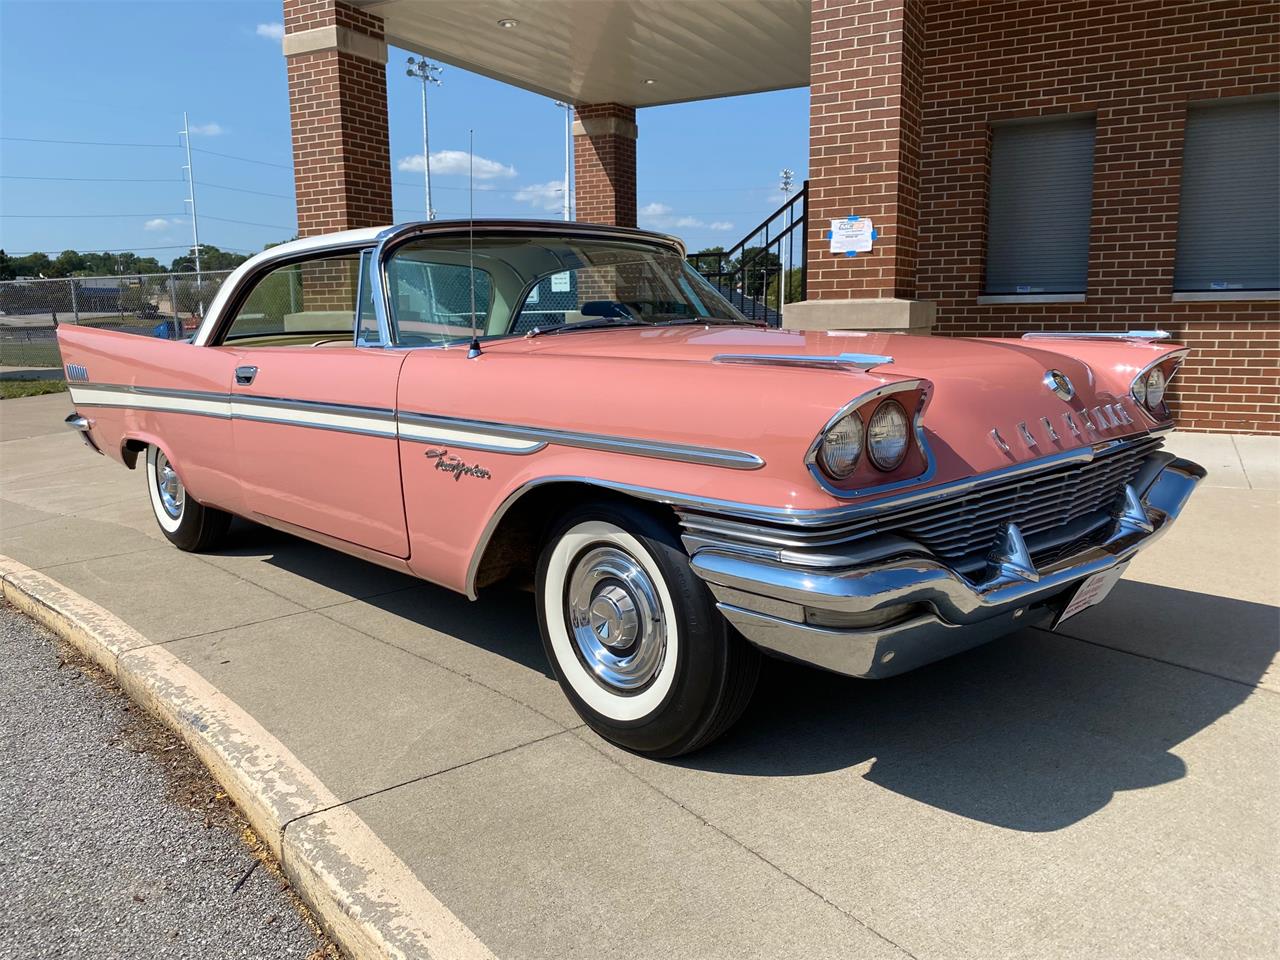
57,221,1204,756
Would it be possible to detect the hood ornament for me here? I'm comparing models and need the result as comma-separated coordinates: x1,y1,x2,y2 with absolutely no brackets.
1044,369,1075,401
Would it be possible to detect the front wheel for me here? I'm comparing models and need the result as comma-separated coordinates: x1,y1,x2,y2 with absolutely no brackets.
536,501,760,758
145,445,231,551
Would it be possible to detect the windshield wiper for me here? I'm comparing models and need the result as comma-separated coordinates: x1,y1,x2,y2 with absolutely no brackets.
525,317,651,338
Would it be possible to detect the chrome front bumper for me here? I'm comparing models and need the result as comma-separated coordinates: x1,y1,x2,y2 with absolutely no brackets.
690,455,1205,678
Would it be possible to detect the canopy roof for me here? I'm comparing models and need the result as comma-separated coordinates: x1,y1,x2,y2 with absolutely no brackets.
352,0,810,106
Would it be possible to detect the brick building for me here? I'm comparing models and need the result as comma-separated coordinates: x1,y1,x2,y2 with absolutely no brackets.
282,0,1279,433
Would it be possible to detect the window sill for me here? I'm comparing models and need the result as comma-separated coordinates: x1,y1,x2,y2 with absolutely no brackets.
976,294,1087,304
1170,291,1280,302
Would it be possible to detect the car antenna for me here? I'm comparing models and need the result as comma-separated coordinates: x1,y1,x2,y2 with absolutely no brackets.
466,128,482,359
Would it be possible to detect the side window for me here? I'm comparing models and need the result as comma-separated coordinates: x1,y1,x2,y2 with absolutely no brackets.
223,253,362,345
387,257,494,347
355,250,380,344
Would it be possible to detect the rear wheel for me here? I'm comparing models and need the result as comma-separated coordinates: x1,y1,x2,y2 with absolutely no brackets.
145,445,230,551
536,501,759,758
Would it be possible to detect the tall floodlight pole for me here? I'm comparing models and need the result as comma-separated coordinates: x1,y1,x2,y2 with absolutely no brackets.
406,56,443,220
779,168,795,317
180,113,203,315
554,100,572,220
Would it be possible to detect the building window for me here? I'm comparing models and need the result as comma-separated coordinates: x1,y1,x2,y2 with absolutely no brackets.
985,114,1096,295
1174,97,1280,293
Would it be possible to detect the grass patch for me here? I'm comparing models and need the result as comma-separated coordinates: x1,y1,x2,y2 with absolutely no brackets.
0,340,62,368
0,379,68,399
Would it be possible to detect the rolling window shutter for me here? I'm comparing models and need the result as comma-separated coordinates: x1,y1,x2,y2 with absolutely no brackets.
1174,97,1280,292
985,115,1095,295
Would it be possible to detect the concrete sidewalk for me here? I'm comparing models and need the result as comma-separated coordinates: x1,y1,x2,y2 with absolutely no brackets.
2,391,1278,959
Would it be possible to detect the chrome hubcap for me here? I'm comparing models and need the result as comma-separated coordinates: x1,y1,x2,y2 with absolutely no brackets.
566,545,665,692
155,450,184,519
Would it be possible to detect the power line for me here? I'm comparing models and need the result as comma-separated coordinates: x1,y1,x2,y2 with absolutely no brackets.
1,213,186,219
0,174,291,199
191,147,292,169
2,175,185,184
0,135,176,148
5,244,205,254
202,214,294,230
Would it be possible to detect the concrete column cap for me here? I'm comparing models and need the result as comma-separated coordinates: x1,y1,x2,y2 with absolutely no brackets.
284,24,387,64
572,116,639,140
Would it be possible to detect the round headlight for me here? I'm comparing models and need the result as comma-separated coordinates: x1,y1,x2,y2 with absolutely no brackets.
816,411,863,479
1145,367,1167,409
1131,374,1147,407
867,400,910,471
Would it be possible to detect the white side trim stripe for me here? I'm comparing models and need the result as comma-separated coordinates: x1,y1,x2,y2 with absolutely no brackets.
69,386,232,418
396,420,543,452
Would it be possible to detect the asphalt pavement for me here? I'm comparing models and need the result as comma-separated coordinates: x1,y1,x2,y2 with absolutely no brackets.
0,602,339,960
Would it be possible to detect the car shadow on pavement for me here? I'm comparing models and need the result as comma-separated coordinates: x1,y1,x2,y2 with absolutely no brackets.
684,581,1277,831
220,526,1276,832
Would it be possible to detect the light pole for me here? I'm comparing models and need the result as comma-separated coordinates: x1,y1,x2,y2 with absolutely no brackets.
553,100,572,221
180,112,204,316
779,168,795,316
406,56,443,220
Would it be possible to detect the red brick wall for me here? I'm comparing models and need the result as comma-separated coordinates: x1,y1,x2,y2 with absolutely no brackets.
808,0,926,299
810,0,1280,433
284,0,392,237
574,104,637,227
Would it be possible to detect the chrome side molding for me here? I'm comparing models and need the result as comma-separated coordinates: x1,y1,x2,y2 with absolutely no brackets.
1022,330,1172,342
712,352,894,371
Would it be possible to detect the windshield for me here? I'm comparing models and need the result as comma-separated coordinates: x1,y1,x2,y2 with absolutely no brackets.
384,235,752,347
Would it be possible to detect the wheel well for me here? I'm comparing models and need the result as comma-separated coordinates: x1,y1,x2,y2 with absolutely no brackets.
122,438,148,469
471,481,678,595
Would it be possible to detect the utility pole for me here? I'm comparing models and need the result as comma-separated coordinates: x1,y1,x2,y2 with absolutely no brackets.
180,113,203,316
554,100,572,220
406,57,443,220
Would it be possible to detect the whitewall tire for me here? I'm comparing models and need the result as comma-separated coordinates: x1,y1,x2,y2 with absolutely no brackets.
536,501,760,757
145,445,231,551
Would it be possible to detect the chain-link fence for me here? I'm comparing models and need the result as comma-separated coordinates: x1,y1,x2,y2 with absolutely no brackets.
0,270,234,369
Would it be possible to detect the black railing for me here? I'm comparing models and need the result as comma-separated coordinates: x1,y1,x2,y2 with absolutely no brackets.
688,180,806,327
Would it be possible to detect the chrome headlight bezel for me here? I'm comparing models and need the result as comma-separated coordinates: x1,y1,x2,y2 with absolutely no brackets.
815,410,864,480
1129,350,1186,422
866,400,910,471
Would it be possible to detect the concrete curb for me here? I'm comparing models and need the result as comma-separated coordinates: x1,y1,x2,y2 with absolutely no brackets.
0,555,496,960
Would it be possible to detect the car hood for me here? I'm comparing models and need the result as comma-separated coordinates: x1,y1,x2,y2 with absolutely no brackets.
492,324,1153,478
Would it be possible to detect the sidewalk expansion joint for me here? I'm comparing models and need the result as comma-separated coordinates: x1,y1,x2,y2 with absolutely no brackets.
571,728,923,960
1035,625,1276,694
280,726,582,837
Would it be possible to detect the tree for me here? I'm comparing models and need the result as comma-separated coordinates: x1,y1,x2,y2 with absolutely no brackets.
0,250,13,281
169,244,253,273
51,250,87,278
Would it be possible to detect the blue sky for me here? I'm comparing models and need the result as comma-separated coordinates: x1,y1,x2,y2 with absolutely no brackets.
0,0,809,261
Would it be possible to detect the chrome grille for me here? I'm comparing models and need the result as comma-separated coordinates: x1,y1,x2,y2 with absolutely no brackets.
679,436,1163,564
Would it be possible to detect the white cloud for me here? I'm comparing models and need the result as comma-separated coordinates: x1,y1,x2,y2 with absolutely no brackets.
143,218,176,232
188,122,225,136
397,150,516,179
513,181,566,211
256,22,285,41
638,202,733,234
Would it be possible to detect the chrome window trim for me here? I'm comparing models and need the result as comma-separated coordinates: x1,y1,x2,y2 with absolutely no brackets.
1022,329,1172,342
370,220,688,348
711,353,894,371
804,379,936,499
397,410,763,469
198,241,378,348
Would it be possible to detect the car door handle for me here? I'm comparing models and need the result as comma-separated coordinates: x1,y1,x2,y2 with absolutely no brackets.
235,365,258,385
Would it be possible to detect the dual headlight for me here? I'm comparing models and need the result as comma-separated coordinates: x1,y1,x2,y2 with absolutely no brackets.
1131,363,1172,417
816,400,910,480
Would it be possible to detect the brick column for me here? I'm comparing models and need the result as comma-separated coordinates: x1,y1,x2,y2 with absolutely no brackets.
788,0,934,332
284,0,393,237
573,104,637,227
